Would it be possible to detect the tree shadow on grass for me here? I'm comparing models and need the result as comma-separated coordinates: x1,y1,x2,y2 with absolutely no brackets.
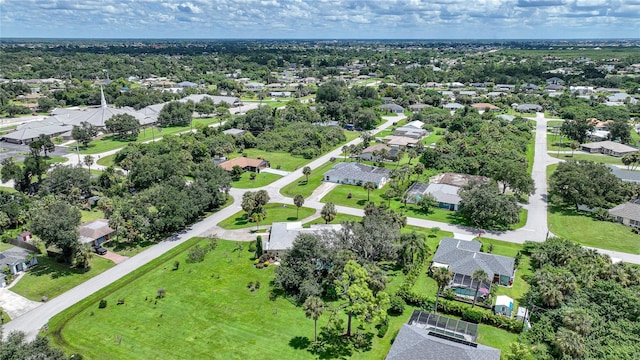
289,336,310,350
26,256,86,279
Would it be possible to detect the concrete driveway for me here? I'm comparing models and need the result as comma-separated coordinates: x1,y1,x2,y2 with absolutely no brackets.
0,288,41,320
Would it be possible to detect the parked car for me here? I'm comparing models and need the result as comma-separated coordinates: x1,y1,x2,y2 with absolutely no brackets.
94,246,107,255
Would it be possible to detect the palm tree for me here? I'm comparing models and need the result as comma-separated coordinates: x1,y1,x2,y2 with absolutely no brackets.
562,308,593,336
321,202,336,224
471,269,489,308
251,211,265,231
554,328,584,359
342,146,349,161
84,155,94,175
302,166,311,183
293,194,305,219
363,181,376,202
432,267,452,313
399,231,428,269
539,283,563,308
303,296,325,342
569,141,579,157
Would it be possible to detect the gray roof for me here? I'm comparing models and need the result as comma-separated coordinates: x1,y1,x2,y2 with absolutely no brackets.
324,162,391,185
496,114,516,121
386,324,500,360
379,103,405,112
0,247,31,268
223,128,246,136
267,222,341,252
606,165,640,183
432,238,515,278
179,94,240,105
443,102,464,109
425,183,462,205
516,104,542,112
581,140,637,153
609,201,640,222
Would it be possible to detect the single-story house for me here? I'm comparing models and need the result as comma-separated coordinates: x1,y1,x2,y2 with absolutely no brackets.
471,103,499,112
417,183,461,210
266,222,342,255
219,157,270,172
606,165,640,184
360,144,394,162
408,103,429,111
495,84,516,92
270,91,291,97
609,199,640,228
245,82,264,90
496,114,516,122
176,81,199,88
494,295,514,317
79,219,114,247
431,237,515,290
386,310,500,360
520,83,539,91
383,135,421,148
607,93,638,105
580,141,637,157
0,247,38,287
324,162,391,188
405,173,489,210
222,128,247,136
514,104,542,112
442,102,464,110
379,103,405,114
486,91,505,98
546,77,565,85
394,121,428,139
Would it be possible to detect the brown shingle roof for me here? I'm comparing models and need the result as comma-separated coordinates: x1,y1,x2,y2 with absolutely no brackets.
219,157,267,171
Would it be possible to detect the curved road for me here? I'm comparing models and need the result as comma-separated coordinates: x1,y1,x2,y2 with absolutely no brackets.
3,113,638,340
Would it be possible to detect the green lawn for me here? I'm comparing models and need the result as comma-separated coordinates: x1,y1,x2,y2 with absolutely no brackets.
321,184,528,230
280,159,344,198
96,154,115,167
0,307,9,322
547,133,573,151
218,203,316,230
421,128,446,145
48,239,404,359
81,209,105,223
77,118,218,154
546,120,564,127
549,152,623,165
302,213,362,227
231,171,282,189
526,136,535,175
547,163,558,181
548,204,640,254
10,255,115,302
0,242,14,252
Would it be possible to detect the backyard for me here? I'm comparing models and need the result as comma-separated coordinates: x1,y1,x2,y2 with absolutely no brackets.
231,171,282,189
549,152,624,165
280,159,344,198
48,238,520,360
217,202,316,230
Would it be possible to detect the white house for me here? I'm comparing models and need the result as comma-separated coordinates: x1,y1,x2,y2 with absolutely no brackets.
324,162,391,189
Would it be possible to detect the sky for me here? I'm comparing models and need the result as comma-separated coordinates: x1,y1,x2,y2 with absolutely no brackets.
1,0,638,39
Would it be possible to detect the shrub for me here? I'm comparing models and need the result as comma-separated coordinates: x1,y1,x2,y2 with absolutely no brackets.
173,261,180,271
377,318,389,338
443,288,456,300
248,242,257,253
186,245,207,263
117,298,125,305
462,308,484,323
98,299,107,309
388,295,406,315
157,288,166,298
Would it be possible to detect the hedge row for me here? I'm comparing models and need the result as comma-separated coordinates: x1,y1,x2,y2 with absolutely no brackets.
396,264,524,334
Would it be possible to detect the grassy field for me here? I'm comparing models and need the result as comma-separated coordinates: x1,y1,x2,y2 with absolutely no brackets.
549,152,623,165
10,255,115,302
49,236,519,360
280,159,344,198
526,136,535,175
231,171,282,189
81,209,105,223
77,118,218,154
96,154,115,167
218,202,316,230
321,184,528,230
546,120,564,127
548,204,640,254
547,133,573,151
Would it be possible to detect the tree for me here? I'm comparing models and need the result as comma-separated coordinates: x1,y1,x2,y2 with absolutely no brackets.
31,134,55,157
0,331,68,360
321,202,337,224
255,236,263,258
608,119,631,144
194,97,215,117
37,96,59,112
84,155,94,174
458,183,521,229
397,231,428,270
230,165,244,181
569,141,579,157
432,267,452,313
294,194,305,218
29,199,82,264
471,269,489,308
560,118,594,144
342,145,349,161
363,181,376,202
251,210,265,231
105,113,140,139
417,193,437,213
302,166,311,183
334,260,389,337
303,295,325,342
72,121,97,147
157,101,192,127
554,328,584,359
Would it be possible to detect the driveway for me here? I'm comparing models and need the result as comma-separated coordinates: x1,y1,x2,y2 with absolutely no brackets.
99,251,129,264
0,288,41,320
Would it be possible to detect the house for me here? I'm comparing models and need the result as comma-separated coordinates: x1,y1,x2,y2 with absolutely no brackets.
0,247,38,287
383,135,421,148
546,77,565,85
442,102,464,110
16,231,33,243
606,165,640,184
219,157,269,172
496,114,516,122
580,141,637,157
520,83,539,91
266,222,341,255
431,237,515,290
608,199,640,228
79,219,114,247
494,295,514,317
470,103,499,112
176,81,199,88
514,104,542,112
324,162,391,188
394,120,428,139
495,84,516,92
408,103,429,111
606,92,638,105
270,91,291,97
244,82,264,90
222,128,247,136
405,173,489,210
379,103,405,114
386,310,501,360
360,144,394,162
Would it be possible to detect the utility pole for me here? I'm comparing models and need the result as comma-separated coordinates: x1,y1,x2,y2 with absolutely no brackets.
76,140,81,163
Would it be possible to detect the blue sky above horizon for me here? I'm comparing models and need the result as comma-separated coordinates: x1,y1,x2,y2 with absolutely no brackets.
1,0,638,39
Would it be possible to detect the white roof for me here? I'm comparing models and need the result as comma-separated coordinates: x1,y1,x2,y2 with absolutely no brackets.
495,295,514,307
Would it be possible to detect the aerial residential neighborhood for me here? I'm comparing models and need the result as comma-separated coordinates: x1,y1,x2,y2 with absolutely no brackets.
0,2,639,360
